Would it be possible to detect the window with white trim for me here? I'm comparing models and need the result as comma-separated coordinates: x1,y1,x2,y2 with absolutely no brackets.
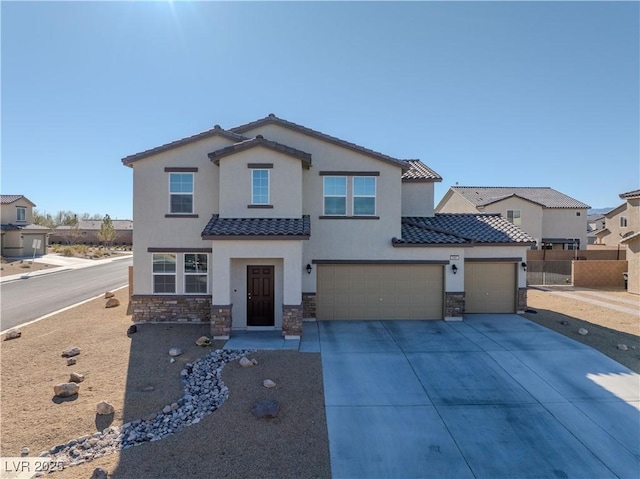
323,176,347,215
251,169,269,204
184,254,208,294
620,216,628,228
152,253,176,293
353,177,376,215
16,207,26,222
507,210,521,226
169,173,194,214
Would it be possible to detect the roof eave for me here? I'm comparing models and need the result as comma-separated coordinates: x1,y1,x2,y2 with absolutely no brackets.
202,234,310,241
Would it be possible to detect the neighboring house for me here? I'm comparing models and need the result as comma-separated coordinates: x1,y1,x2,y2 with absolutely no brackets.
122,114,535,339
594,192,639,246
0,195,49,257
435,187,590,250
50,219,133,245
587,213,606,245
618,189,640,295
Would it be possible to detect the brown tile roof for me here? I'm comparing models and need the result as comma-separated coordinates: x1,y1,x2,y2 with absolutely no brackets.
1,195,34,206
620,189,640,199
0,224,22,231
208,136,312,167
201,215,310,239
393,214,536,246
230,114,409,170
121,126,248,166
401,160,442,182
451,187,590,209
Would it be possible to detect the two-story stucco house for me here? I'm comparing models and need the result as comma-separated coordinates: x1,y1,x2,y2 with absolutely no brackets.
122,115,535,339
1,195,50,257
594,191,640,247
436,187,590,250
617,189,640,295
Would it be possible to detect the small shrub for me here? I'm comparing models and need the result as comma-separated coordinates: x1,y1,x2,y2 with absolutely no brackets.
61,246,74,257
20,263,31,269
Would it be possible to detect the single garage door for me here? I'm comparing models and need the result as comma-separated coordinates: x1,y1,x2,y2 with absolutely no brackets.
464,262,516,313
316,264,444,320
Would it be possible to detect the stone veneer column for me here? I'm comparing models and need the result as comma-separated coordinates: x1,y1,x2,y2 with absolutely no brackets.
444,292,465,321
517,288,527,313
282,304,303,339
211,304,233,340
302,293,316,319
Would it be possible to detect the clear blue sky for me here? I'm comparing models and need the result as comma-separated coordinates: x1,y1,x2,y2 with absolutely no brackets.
2,1,638,220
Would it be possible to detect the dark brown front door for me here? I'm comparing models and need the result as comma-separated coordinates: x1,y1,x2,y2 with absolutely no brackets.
247,266,275,326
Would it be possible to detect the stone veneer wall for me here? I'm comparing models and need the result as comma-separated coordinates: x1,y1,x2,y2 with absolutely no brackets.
518,288,527,312
302,293,316,319
211,305,233,339
444,292,465,318
131,295,211,323
282,304,303,337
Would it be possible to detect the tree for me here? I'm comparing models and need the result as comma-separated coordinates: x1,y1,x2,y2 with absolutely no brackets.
97,214,117,248
60,214,81,245
32,209,56,229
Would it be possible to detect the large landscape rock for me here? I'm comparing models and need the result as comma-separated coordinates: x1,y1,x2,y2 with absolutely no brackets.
251,399,279,419
90,467,108,479
105,298,120,308
104,292,115,299
196,336,211,347
69,372,85,383
54,382,79,398
96,401,115,415
4,329,21,340
62,347,81,358
169,347,183,357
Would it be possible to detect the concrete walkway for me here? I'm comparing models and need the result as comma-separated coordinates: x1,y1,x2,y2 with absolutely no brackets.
311,316,640,479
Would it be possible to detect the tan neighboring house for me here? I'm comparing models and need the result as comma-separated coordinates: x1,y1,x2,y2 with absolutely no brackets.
122,114,535,339
435,187,590,250
587,213,606,245
594,191,640,247
50,219,133,245
617,189,640,295
0,195,49,257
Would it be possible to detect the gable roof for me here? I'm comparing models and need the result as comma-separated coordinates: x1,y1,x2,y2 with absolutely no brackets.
230,114,409,170
393,214,536,246
449,187,590,209
620,189,640,199
1,195,35,206
122,126,248,166
620,231,640,244
208,135,312,167
201,215,310,240
604,203,626,218
401,160,442,182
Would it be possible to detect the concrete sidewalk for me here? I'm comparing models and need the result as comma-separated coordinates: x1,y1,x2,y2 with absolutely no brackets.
314,315,639,479
0,253,132,283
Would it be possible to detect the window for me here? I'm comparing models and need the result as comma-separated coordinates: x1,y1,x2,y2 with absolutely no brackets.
169,173,194,214
323,176,347,215
353,177,376,215
507,210,521,226
620,216,628,228
152,253,176,293
252,169,269,204
184,254,208,294
16,207,26,222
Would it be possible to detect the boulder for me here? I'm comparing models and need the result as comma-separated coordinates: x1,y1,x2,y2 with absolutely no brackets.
127,325,137,335
54,382,79,398
69,372,85,383
196,336,211,347
62,347,81,358
96,401,115,415
239,357,253,368
263,379,276,389
21,447,29,456
617,344,629,351
105,298,120,308
4,329,21,340
578,328,589,336
66,358,77,366
104,292,115,299
168,347,183,357
251,399,279,419
90,467,108,479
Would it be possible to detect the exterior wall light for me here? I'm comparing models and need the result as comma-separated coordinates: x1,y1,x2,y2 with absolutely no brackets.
521,262,527,271
451,264,458,274
306,263,312,274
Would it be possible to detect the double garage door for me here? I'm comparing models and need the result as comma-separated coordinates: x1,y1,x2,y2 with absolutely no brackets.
316,264,444,320
464,262,517,313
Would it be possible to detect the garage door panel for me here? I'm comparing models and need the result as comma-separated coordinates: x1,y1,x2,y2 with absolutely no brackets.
465,262,516,313
317,264,443,320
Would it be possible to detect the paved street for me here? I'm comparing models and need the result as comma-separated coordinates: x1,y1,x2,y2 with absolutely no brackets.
0,257,132,331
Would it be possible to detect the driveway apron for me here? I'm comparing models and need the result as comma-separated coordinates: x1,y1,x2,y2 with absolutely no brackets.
316,315,640,479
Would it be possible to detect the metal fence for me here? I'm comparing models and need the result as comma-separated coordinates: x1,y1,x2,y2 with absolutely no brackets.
526,260,572,286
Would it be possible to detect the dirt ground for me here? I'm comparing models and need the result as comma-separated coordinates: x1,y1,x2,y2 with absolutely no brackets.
0,258,56,277
0,289,330,478
524,287,640,373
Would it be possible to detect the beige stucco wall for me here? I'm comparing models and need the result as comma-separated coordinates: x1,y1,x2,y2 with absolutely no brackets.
1,199,33,225
130,135,232,294
1,230,23,257
401,182,435,216
542,208,588,247
600,201,639,246
435,190,477,213
218,147,303,218
624,238,639,295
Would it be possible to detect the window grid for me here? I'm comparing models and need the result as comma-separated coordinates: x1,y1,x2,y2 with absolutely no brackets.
184,254,208,294
252,169,270,205
169,173,194,214
353,177,376,216
507,210,522,226
16,207,26,222
323,176,347,215
152,253,176,294
621,216,628,228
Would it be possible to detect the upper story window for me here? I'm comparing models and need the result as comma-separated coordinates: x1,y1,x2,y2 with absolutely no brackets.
169,173,194,214
252,169,270,205
620,216,628,228
16,207,26,223
323,176,347,215
353,177,376,215
184,253,208,294
507,209,521,226
152,253,176,294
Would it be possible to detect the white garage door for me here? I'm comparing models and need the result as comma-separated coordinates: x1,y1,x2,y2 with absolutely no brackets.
316,264,444,320
464,262,517,313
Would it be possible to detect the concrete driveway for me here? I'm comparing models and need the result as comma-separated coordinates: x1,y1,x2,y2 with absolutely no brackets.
309,315,640,478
